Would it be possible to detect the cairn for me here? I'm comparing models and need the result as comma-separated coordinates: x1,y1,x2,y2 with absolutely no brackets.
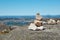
34,13,42,27
28,13,44,30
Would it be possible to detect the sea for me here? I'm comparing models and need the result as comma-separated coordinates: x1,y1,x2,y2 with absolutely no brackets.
0,15,60,26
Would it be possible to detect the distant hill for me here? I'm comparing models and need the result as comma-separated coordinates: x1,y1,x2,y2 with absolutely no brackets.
0,15,60,19
42,15,60,18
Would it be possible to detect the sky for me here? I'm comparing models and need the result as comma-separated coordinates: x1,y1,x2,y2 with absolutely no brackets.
0,0,60,16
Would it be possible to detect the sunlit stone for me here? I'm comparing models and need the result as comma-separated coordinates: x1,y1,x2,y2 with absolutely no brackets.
28,13,44,30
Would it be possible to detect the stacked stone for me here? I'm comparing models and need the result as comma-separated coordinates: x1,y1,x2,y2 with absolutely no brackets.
28,13,44,30
34,13,42,27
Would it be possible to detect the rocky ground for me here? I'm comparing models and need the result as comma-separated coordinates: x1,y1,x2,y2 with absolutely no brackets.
0,24,60,40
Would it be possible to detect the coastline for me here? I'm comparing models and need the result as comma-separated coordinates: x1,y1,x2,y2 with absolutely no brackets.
0,16,60,40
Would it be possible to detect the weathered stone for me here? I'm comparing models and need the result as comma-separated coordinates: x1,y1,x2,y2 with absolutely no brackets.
34,20,42,27
0,23,10,34
36,13,42,21
57,20,60,24
47,19,56,25
28,13,44,30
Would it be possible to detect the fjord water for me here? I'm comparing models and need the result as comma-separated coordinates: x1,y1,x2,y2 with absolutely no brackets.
0,15,60,26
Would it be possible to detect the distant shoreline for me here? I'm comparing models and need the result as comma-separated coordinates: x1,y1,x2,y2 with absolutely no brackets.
0,15,60,18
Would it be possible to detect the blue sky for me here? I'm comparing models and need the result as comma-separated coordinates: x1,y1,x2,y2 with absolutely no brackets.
0,0,60,16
